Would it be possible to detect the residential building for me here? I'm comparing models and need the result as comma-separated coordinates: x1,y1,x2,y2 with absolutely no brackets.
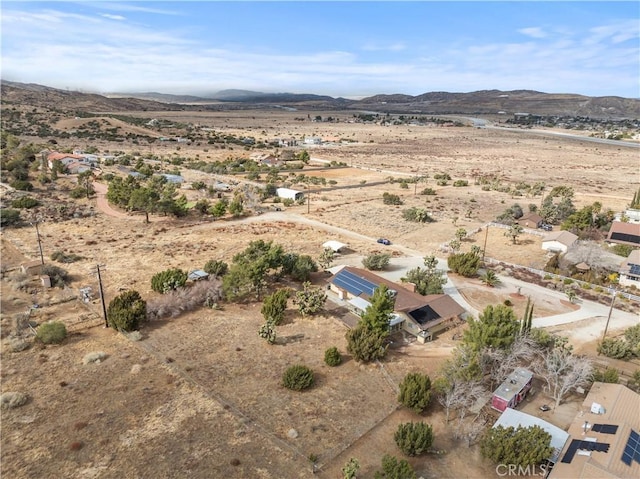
493,408,570,465
327,266,465,342
517,212,544,229
542,231,579,254
491,368,534,412
607,222,640,247
550,382,640,479
619,249,640,288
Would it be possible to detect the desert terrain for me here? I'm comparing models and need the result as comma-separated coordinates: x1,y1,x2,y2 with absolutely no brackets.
2,107,640,479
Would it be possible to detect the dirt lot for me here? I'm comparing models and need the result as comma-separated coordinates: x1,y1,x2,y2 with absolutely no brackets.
2,110,639,478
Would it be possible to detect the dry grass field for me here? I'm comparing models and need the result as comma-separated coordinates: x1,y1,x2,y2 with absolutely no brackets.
2,109,639,478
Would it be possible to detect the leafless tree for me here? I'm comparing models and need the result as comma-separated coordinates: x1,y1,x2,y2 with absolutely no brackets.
535,348,593,408
482,335,541,388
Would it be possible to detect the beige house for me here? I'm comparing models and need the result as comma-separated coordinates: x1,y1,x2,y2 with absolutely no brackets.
550,382,640,479
516,212,544,229
328,266,466,342
542,230,578,254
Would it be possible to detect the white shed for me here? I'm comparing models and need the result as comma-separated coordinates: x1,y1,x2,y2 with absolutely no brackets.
276,188,304,201
542,231,578,254
322,240,347,253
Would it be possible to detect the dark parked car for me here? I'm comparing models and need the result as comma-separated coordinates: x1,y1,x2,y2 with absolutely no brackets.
377,238,391,245
541,223,553,231
539,404,551,411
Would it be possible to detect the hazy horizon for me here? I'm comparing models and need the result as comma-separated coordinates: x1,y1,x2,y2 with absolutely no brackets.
1,1,639,99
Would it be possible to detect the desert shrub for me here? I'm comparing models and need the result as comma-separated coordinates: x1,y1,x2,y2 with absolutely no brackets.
151,268,188,293
282,198,294,207
503,299,513,307
563,278,573,285
36,321,67,344
398,372,432,413
374,455,416,479
433,173,451,181
592,367,619,383
82,351,107,364
453,180,469,187
69,187,88,199
383,192,403,205
362,253,390,271
597,338,632,359
0,208,21,227
420,187,436,195
282,364,314,391
611,244,633,257
402,207,434,223
324,346,342,366
50,250,83,263
10,180,33,191
627,370,640,393
146,278,222,321
293,281,327,316
624,324,640,356
203,259,228,277
394,422,434,456
11,196,40,209
346,324,388,362
107,290,146,331
41,264,69,287
261,288,290,326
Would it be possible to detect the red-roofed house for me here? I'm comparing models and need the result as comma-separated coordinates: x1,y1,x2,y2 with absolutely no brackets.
607,222,640,247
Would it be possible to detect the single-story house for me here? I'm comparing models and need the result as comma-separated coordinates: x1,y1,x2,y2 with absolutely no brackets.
491,368,534,412
542,231,578,254
322,240,347,253
328,266,465,342
549,382,640,479
606,221,640,247
276,188,304,201
516,212,544,229
65,161,92,174
619,249,640,288
493,408,570,465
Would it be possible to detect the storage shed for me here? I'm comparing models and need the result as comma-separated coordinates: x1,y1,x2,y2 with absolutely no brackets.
276,188,304,201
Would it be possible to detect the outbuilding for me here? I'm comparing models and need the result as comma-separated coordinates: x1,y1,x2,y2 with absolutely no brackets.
276,188,304,201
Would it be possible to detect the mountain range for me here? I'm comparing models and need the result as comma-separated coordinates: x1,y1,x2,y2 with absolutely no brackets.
2,80,639,119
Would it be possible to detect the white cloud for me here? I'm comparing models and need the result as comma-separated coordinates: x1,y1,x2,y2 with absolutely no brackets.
518,27,547,39
101,14,126,21
361,42,407,52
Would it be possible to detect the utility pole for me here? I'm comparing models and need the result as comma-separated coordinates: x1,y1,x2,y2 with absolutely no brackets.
600,288,617,347
90,264,109,328
482,224,489,265
34,221,44,265
307,187,310,214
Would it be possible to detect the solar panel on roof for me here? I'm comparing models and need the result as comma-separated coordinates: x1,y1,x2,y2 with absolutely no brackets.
630,264,640,275
561,440,611,464
592,424,619,434
621,429,640,466
333,270,378,297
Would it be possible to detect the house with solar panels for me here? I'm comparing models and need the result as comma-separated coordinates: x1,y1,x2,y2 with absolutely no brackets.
549,382,640,479
328,266,465,342
619,250,640,288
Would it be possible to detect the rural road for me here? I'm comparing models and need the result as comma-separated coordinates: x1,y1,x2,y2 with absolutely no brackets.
92,183,638,341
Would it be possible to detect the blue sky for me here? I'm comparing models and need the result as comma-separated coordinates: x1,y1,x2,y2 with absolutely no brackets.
1,1,639,98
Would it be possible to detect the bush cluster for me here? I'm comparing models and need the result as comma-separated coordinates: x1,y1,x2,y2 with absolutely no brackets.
394,422,434,456
36,321,67,344
324,346,342,366
151,268,188,294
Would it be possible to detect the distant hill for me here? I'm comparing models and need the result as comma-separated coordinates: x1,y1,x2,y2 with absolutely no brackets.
2,80,639,119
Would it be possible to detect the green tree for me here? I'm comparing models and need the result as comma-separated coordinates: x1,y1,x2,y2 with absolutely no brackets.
210,198,228,218
455,228,467,241
258,320,277,344
203,259,228,277
11,196,40,209
398,372,432,413
374,455,416,479
324,346,342,366
624,324,640,357
293,281,327,316
228,192,244,217
362,253,391,271
504,224,524,244
346,324,388,363
402,207,434,223
318,247,335,270
342,458,360,479
361,285,395,332
107,290,146,332
383,192,403,205
394,422,434,456
281,253,317,281
597,338,632,359
282,364,314,391
128,185,160,223
480,425,553,467
402,266,446,295
463,304,520,352
151,268,188,293
261,289,290,326
626,370,640,393
592,367,619,383
447,251,481,277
